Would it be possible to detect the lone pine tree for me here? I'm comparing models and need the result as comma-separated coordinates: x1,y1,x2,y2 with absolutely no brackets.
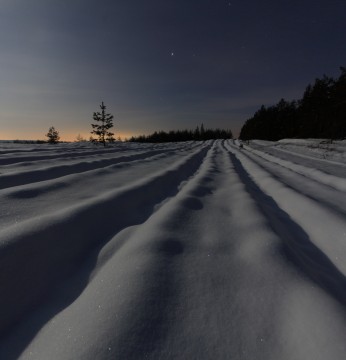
46,126,60,144
91,101,115,146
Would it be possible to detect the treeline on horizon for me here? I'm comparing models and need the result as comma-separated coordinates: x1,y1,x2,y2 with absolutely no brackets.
240,66,346,141
128,125,233,142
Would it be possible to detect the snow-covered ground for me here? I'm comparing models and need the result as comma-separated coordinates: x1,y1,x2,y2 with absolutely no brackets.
1,139,346,360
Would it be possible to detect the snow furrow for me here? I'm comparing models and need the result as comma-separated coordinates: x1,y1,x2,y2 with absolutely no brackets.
229,143,346,218
0,147,195,190
0,143,210,340
225,140,346,286
248,140,346,177
0,142,190,165
0,144,205,225
0,147,203,229
0,147,130,166
243,143,346,192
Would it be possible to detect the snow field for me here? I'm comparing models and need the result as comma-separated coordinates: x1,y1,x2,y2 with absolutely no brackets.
0,143,210,341
1,139,346,359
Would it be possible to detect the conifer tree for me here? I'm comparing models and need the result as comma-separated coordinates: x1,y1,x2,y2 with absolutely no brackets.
200,123,205,140
46,126,60,144
91,101,115,146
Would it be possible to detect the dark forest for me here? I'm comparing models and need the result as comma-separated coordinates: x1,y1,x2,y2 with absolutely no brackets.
240,67,346,141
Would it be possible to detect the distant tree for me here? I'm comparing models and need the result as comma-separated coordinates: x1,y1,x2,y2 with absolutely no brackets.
128,126,232,142
200,123,205,140
298,75,334,138
46,126,60,144
76,134,87,142
91,101,115,146
194,125,200,140
329,67,346,139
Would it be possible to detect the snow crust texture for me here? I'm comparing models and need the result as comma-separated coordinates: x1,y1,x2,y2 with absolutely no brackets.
1,139,346,359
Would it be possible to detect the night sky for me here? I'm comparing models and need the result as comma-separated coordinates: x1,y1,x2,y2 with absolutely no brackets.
1,0,346,141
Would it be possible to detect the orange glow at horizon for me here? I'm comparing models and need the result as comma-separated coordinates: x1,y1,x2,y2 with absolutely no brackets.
62,131,140,142
0,130,145,142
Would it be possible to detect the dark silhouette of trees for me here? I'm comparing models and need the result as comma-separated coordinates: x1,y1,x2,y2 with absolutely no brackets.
240,67,346,140
298,75,334,138
331,67,346,139
128,126,232,143
240,100,298,141
46,126,60,144
90,101,115,146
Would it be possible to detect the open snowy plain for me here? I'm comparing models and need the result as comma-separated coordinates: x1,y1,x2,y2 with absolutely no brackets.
1,138,346,359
